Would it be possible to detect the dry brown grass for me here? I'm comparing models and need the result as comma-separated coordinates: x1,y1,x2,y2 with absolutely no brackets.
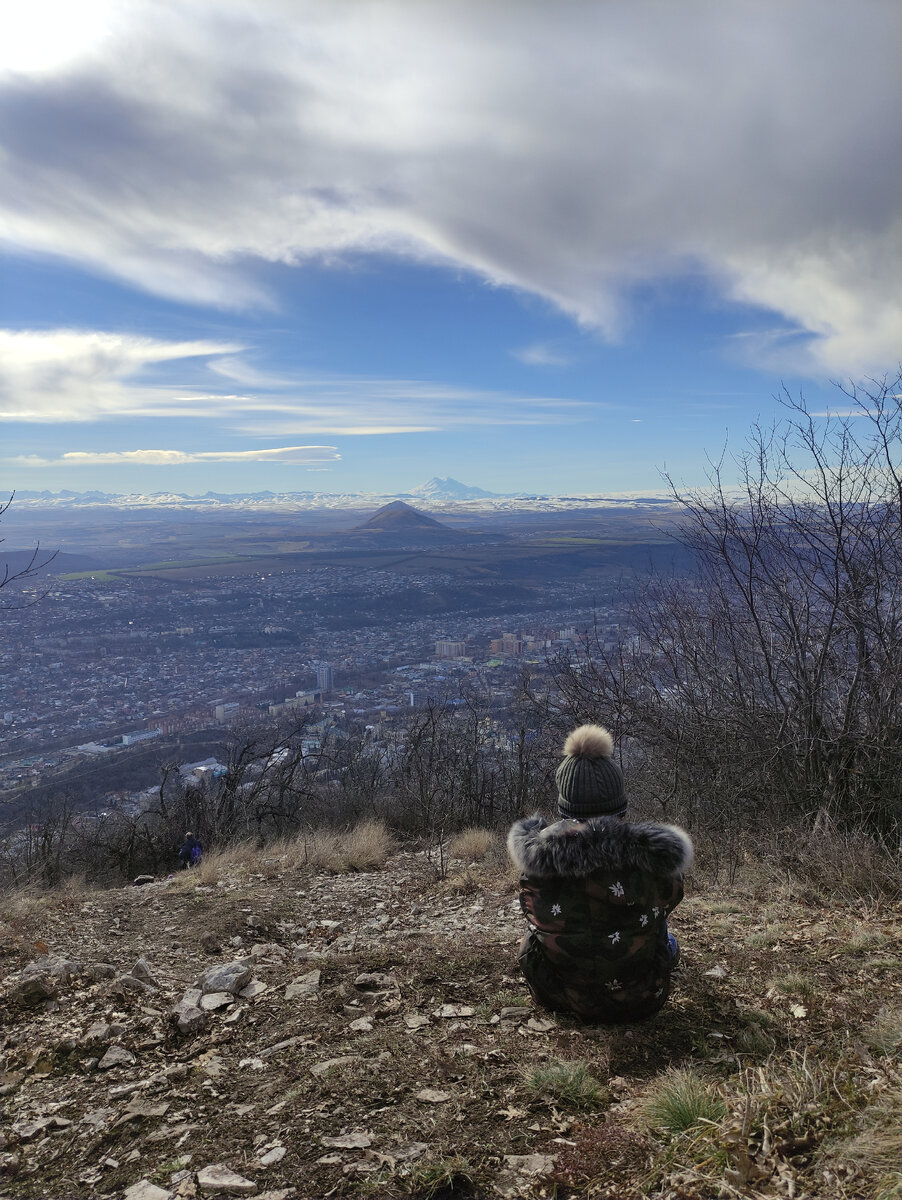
447,827,497,862
289,819,394,873
168,841,260,889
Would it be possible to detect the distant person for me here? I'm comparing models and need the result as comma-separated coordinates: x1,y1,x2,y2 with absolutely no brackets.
178,831,203,869
507,724,692,1023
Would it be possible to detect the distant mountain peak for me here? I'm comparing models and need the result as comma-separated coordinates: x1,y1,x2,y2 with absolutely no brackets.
410,477,496,500
354,500,447,531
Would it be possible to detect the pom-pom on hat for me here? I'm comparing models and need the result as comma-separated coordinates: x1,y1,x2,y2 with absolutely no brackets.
555,724,626,819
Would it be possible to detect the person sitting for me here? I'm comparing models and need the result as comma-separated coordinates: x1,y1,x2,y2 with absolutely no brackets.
507,724,692,1023
178,831,203,869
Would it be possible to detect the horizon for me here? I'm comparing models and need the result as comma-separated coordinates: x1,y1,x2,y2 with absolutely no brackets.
2,2,900,497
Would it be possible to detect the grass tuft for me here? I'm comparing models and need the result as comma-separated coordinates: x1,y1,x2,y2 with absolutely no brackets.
864,1011,902,1057
524,1058,609,1111
447,827,497,862
641,1068,726,1134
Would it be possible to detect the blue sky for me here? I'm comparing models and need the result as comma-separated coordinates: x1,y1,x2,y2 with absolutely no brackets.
1,1,900,497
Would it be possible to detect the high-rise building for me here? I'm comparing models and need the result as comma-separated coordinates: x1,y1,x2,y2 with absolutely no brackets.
316,663,334,693
435,639,467,659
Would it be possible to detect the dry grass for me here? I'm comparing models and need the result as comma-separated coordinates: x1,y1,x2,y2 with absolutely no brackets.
864,1010,902,1057
294,819,394,873
447,827,497,862
168,841,261,889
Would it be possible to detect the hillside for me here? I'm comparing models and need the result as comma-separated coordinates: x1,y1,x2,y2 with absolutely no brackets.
0,836,900,1200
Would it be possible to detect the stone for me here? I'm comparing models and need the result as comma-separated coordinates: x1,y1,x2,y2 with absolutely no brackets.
133,875,156,887
433,1004,474,1019
83,1021,111,1044
257,1147,285,1166
353,972,397,992
404,1014,430,1030
321,1132,372,1149
238,981,267,1000
171,1001,209,1036
416,1088,451,1103
84,962,117,981
199,991,234,1011
119,974,155,994
195,961,253,996
349,1017,373,1033
124,1178,172,1200
284,969,320,1001
132,958,161,987
98,1044,136,1069
196,1163,257,1194
13,974,57,1006
499,1006,531,1019
310,1055,359,1077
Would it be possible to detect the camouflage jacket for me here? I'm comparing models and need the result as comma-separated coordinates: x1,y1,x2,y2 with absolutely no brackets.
507,814,693,1022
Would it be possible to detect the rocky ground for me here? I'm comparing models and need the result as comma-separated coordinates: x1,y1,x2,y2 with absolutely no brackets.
1,841,900,1200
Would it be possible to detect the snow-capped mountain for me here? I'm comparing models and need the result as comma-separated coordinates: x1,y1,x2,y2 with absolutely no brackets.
10,488,679,513
408,476,497,500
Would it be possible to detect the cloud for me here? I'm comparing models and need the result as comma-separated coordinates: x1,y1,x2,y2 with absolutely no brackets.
0,328,586,432
15,445,340,466
512,343,574,367
1,1,900,376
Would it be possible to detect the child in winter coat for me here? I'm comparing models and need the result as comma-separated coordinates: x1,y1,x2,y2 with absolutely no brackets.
508,725,692,1023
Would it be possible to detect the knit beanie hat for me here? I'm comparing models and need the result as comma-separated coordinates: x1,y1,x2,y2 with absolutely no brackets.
555,724,626,819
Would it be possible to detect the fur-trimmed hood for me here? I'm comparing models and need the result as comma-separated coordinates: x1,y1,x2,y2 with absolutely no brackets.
508,814,693,879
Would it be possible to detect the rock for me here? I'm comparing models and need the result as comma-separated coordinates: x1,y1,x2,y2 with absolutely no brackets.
133,875,156,887
200,933,222,954
527,1017,555,1032
119,974,155,994
196,1164,257,1194
353,972,397,992
239,981,268,1000
12,974,57,1006
499,1006,531,1020
10,1117,52,1141
284,969,320,1001
83,1021,111,1044
321,1132,372,1149
124,1179,172,1200
98,1044,136,1069
257,1146,285,1167
433,1004,474,1019
171,1001,209,1036
195,961,253,996
258,1035,303,1060
84,962,117,981
310,1055,359,1077
199,991,234,1011
416,1088,451,1103
23,954,79,982
404,1014,430,1030
349,1017,373,1033
132,958,161,987
704,965,728,978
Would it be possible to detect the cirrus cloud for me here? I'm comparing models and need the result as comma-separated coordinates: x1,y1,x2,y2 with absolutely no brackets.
15,445,340,467
0,1,899,377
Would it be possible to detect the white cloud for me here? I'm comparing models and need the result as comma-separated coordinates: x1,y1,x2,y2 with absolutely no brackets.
16,445,340,466
0,328,587,432
512,343,574,367
0,1,899,375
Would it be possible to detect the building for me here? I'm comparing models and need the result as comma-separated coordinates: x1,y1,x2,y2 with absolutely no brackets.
435,639,467,659
316,663,334,693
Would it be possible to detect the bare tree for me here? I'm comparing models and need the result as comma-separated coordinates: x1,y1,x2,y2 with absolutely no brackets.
0,494,58,607
554,376,902,837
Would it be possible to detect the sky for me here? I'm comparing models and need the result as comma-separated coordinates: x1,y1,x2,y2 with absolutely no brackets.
1,0,900,497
